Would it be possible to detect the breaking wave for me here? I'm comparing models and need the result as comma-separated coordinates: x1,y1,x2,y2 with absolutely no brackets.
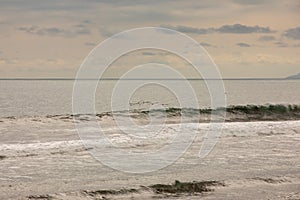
3,104,299,123
106,104,300,122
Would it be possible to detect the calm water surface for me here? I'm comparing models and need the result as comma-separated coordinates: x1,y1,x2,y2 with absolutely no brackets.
0,80,299,117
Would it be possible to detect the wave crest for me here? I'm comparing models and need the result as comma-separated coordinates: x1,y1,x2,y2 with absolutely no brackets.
2,104,300,122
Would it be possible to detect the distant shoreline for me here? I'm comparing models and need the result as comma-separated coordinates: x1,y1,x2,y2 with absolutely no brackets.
286,73,300,79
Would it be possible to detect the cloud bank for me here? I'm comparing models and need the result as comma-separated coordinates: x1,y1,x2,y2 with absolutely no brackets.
161,24,274,35
18,25,91,37
217,24,273,34
236,43,251,47
283,27,300,40
258,35,276,41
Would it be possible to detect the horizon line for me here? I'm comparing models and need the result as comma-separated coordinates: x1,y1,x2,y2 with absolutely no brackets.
0,77,298,81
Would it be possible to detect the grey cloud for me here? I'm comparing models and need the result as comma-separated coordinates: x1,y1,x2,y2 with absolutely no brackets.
200,42,212,47
293,44,300,47
18,25,91,37
160,24,274,35
74,24,86,28
236,43,251,47
0,0,245,13
232,0,270,5
274,42,288,47
85,42,97,46
274,41,300,48
99,28,115,37
154,27,178,35
95,0,174,6
258,35,276,41
0,0,196,29
0,0,93,11
141,51,170,56
142,52,157,56
75,29,91,35
82,20,93,24
161,25,212,34
283,27,300,40
217,24,273,34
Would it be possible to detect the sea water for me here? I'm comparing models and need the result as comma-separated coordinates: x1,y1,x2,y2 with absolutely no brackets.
0,79,299,117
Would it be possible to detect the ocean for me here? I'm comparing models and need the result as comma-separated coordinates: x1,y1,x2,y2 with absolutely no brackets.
0,79,299,117
0,79,300,199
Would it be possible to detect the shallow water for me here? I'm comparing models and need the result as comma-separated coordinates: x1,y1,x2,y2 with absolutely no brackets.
0,118,299,199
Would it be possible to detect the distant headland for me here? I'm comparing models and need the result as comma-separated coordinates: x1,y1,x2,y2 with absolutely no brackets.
286,73,300,79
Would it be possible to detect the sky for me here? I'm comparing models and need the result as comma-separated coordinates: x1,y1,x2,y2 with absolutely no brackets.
0,0,299,78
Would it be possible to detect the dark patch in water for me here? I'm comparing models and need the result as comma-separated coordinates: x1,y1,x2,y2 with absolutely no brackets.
251,177,289,184
0,155,7,160
83,188,138,196
27,194,53,199
82,180,224,198
27,180,225,199
50,147,93,155
150,180,224,194
5,116,16,120
22,153,38,157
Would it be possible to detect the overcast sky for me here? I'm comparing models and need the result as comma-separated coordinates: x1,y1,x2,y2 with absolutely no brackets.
0,0,299,78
